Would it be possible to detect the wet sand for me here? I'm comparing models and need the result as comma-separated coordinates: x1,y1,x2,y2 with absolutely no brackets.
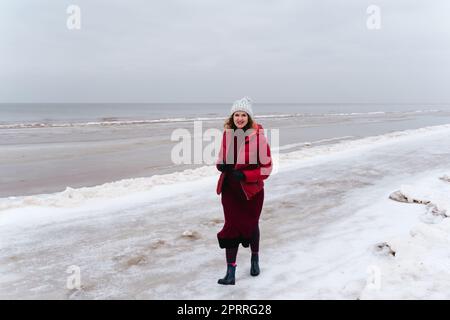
1,111,450,197
1,124,450,299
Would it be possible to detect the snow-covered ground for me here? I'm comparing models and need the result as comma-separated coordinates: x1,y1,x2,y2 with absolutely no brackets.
1,124,450,299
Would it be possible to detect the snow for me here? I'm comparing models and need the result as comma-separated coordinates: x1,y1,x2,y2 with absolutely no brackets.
1,124,450,299
360,174,450,299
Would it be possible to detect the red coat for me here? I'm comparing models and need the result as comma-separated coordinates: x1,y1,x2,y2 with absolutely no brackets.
216,123,272,200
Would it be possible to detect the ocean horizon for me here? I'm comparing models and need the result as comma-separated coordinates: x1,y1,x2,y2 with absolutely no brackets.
1,102,449,127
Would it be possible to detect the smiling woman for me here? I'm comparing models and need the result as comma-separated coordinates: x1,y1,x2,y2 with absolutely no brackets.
224,97,254,131
215,97,273,285
233,111,249,129
2,0,450,303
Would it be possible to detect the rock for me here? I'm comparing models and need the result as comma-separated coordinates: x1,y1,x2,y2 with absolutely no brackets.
202,218,223,226
150,239,166,249
389,190,409,203
181,230,201,240
420,203,447,224
420,203,448,224
126,255,147,267
427,204,447,216
374,242,396,257
389,190,430,204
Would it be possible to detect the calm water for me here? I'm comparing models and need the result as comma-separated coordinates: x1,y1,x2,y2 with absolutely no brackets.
2,102,450,197
1,103,449,125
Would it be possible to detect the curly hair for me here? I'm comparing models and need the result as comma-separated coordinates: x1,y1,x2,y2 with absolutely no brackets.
224,112,257,131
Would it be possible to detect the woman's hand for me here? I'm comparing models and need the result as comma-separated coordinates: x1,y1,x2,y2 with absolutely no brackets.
217,164,228,172
231,169,245,181
218,164,237,173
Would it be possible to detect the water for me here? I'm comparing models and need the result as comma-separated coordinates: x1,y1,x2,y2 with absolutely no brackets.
1,102,450,197
0,103,448,126
2,122,450,299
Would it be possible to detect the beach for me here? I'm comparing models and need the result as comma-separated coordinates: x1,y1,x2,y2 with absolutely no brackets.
1,103,450,197
3,0,450,302
1,106,450,298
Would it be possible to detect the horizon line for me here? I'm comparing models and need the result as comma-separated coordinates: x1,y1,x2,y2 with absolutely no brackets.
1,101,449,105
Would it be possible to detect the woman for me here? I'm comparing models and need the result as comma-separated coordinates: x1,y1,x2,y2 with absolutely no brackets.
215,97,272,285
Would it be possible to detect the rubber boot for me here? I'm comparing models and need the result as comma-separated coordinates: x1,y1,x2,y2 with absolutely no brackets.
250,254,260,276
218,264,236,285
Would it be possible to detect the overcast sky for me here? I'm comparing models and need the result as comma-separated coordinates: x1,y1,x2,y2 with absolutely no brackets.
1,0,449,103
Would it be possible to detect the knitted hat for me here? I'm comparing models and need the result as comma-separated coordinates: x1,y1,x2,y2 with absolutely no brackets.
230,97,254,118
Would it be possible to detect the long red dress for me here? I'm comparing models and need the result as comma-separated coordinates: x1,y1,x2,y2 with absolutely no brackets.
217,127,269,249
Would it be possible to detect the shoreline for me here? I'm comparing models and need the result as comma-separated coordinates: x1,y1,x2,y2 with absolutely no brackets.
2,113,450,198
1,120,450,299
2,123,450,209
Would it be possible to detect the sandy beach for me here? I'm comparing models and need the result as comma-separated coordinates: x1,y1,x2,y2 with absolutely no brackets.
2,107,450,197
1,123,450,299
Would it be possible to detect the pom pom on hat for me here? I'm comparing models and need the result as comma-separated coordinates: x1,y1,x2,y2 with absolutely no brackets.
230,97,254,118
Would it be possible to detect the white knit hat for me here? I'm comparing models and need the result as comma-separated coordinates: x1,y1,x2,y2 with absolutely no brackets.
230,97,254,118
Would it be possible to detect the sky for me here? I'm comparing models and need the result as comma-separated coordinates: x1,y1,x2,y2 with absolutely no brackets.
1,0,449,103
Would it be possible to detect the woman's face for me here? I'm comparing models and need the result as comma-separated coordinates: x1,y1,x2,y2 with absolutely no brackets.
233,111,248,129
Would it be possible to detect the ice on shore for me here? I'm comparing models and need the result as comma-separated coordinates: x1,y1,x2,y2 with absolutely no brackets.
1,123,450,211
1,123,450,299
360,174,450,299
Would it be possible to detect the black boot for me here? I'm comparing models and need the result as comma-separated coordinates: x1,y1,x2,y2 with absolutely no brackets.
218,264,236,285
250,254,260,276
